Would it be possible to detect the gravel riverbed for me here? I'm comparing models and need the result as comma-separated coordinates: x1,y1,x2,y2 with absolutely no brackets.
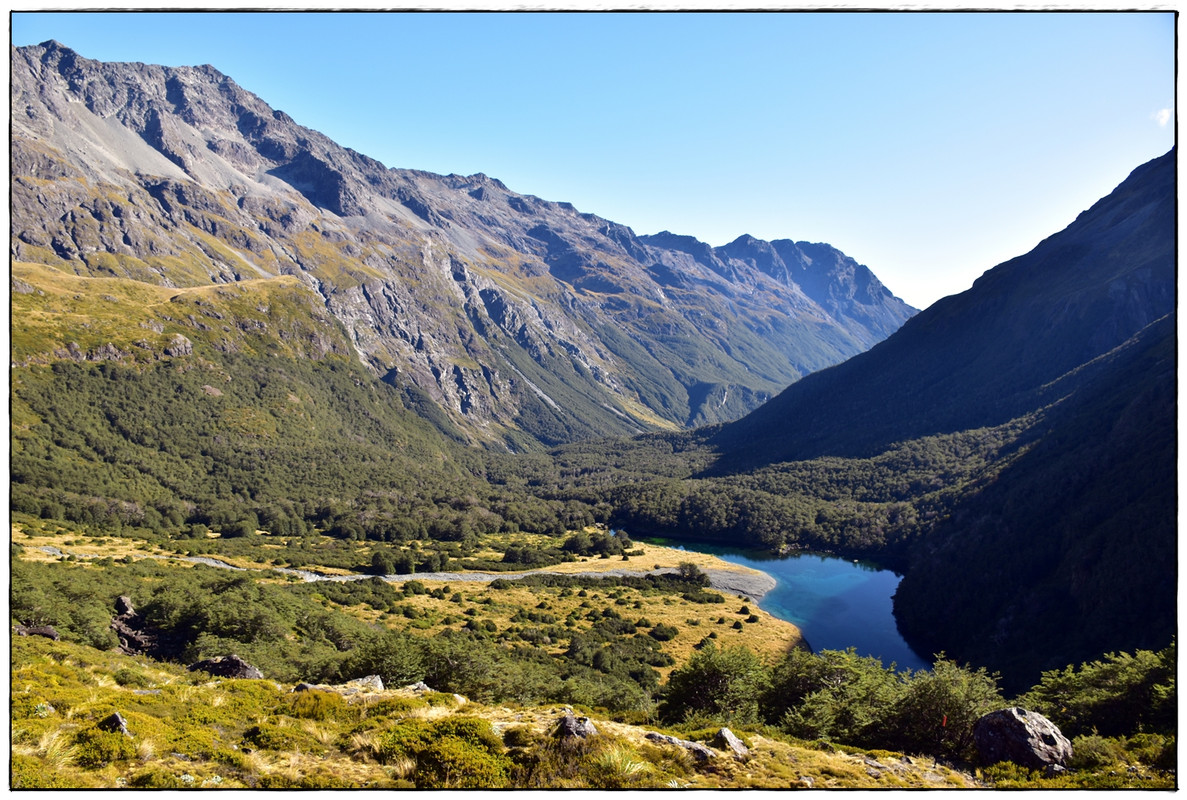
37,546,776,601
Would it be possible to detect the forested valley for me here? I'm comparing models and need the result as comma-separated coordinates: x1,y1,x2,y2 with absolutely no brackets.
9,38,1175,790
10,341,1176,789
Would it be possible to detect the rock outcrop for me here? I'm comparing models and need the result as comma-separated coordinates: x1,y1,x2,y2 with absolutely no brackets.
12,624,60,641
644,732,717,762
97,711,133,738
554,712,598,740
973,707,1072,770
713,727,750,761
110,595,183,660
293,675,385,695
187,654,264,680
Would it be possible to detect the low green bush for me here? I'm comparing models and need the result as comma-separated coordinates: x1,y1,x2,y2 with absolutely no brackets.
1069,734,1126,769
363,696,426,720
73,727,138,767
374,719,434,764
416,735,511,788
648,624,679,642
287,689,347,721
113,667,153,688
243,723,317,752
430,716,504,753
128,766,185,788
11,754,76,788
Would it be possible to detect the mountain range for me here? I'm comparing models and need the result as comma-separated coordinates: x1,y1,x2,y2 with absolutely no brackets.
8,40,1176,697
11,40,914,450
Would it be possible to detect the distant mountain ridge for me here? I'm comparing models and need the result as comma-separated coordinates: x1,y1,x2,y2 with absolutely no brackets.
9,40,915,448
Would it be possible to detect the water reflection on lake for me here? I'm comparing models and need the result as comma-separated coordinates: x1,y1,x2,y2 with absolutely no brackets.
647,539,930,672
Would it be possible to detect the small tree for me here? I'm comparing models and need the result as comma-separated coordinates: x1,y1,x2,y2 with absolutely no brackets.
882,657,1002,760
371,549,397,575
661,643,769,725
770,648,905,746
676,562,710,586
344,630,425,687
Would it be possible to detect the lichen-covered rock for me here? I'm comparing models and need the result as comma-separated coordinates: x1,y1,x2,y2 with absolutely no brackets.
973,707,1072,770
293,675,384,695
163,333,193,357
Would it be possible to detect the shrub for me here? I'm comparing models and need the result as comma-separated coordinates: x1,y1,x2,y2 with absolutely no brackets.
768,647,905,747
430,716,504,754
287,689,347,721
364,696,426,720
882,658,1002,761
11,754,75,788
113,667,153,688
416,735,511,788
1069,734,1127,769
342,631,425,688
74,727,138,767
424,692,460,708
128,766,185,788
648,623,679,642
243,723,312,752
661,643,770,726
374,719,434,764
502,725,541,749
1017,644,1176,739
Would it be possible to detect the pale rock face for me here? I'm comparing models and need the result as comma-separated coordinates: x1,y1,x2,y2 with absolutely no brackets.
10,40,916,448
973,707,1073,770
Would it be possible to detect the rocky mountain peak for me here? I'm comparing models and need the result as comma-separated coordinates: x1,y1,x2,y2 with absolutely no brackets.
10,41,916,448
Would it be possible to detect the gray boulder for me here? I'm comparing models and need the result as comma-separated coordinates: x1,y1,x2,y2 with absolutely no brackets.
349,674,384,692
13,623,60,641
713,727,750,761
973,707,1072,770
97,711,133,738
554,712,598,739
644,732,716,762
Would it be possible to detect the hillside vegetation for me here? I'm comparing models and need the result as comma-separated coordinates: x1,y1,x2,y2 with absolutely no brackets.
10,518,1174,790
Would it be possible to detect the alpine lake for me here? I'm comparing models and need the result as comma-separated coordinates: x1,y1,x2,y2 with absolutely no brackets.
644,538,930,672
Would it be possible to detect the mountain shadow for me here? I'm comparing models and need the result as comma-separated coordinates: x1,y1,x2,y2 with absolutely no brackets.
706,149,1174,469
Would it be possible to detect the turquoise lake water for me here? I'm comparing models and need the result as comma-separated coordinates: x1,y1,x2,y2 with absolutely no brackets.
648,539,930,672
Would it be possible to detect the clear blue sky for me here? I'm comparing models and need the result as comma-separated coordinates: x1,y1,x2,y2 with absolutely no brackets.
11,10,1175,309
